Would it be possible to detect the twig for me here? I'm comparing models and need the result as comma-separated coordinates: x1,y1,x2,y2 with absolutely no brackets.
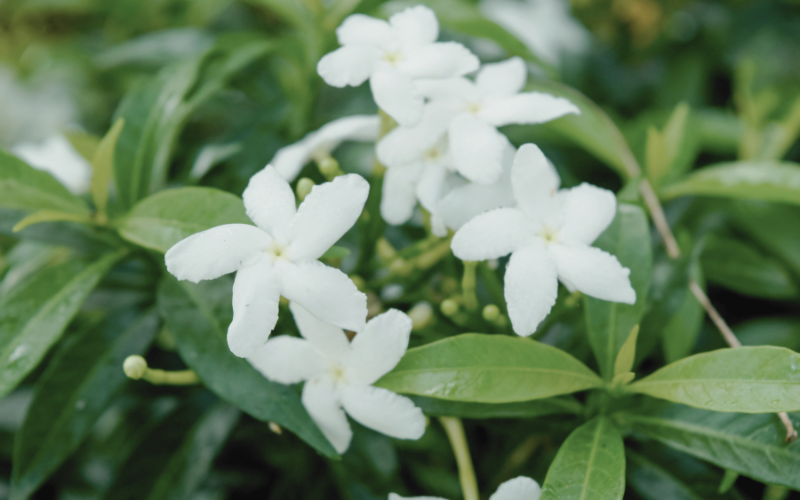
639,178,681,259
439,417,479,500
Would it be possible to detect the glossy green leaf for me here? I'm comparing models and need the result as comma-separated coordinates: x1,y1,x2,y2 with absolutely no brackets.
375,334,603,403
91,118,125,216
409,395,582,419
102,398,239,500
661,161,800,205
0,149,89,215
701,234,797,300
736,317,800,351
618,401,800,489
0,249,126,398
585,204,653,379
11,310,158,500
157,276,338,457
540,417,625,500
628,346,800,412
118,187,251,253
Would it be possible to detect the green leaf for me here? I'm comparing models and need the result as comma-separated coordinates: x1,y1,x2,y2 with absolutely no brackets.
91,118,125,217
540,417,626,500
661,261,705,364
614,325,639,378
102,398,239,500
732,201,800,278
0,149,89,215
409,395,582,419
618,401,800,489
661,161,800,205
736,317,800,351
10,310,158,500
0,249,126,398
12,210,93,233
321,245,351,260
628,346,800,412
118,187,251,253
662,102,691,162
585,204,653,379
701,234,798,300
157,276,338,457
646,127,669,185
375,334,603,403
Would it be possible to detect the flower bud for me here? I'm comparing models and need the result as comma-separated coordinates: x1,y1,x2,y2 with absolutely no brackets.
317,156,340,179
296,178,315,201
123,355,148,379
482,304,501,322
408,302,434,330
441,299,459,317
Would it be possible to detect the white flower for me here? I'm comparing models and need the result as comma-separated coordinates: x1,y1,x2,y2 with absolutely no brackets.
249,302,426,454
272,115,380,181
12,135,92,195
165,166,369,357
407,57,579,184
390,476,542,500
451,144,636,336
317,6,479,127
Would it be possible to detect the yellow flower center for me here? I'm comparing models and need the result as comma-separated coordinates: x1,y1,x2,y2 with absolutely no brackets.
540,226,559,245
382,51,404,66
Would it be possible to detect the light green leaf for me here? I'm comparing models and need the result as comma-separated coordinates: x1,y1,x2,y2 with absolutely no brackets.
375,334,603,403
157,276,338,458
661,161,800,205
0,150,89,215
628,346,800,412
0,249,126,398
91,118,125,217
12,210,93,233
10,310,158,500
409,395,582,419
646,127,669,185
614,325,639,378
540,417,625,500
118,187,251,253
663,102,691,161
618,401,800,489
585,204,652,379
321,245,351,260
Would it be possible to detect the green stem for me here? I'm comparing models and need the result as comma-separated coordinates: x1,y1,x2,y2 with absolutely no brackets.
439,417,479,500
461,261,478,311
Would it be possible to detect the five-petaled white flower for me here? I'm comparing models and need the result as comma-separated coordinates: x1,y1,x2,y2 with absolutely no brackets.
390,476,541,500
165,166,369,357
451,144,636,336
250,302,426,454
12,134,93,195
403,57,579,184
317,6,479,127
272,115,380,181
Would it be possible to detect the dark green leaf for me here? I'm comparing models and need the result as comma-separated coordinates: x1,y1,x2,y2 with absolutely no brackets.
736,317,800,351
0,249,126,398
11,310,158,500
661,258,704,363
628,346,800,412
732,201,800,279
409,395,582,419
0,149,89,215
157,276,338,457
540,417,626,500
375,334,603,403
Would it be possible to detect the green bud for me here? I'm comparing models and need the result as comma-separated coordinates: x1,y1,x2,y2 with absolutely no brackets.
441,299,459,316
482,304,501,322
296,177,315,201
123,355,147,379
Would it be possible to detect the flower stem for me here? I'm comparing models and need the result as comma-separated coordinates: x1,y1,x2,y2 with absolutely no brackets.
123,355,200,386
439,417,479,500
461,261,478,311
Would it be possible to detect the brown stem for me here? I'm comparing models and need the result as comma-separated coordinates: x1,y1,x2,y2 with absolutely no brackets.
639,179,681,259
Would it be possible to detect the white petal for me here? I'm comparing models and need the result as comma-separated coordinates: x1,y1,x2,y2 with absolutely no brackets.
381,163,424,225
287,173,369,261
431,211,448,237
248,336,324,384
317,45,380,88
340,385,425,440
449,114,508,184
273,115,380,181
489,476,542,500
242,166,296,243
550,244,636,304
398,42,480,79
12,135,92,195
416,77,477,102
289,302,351,362
370,68,424,127
280,260,368,332
376,101,454,168
336,14,392,46
389,5,438,46
505,243,559,336
415,164,449,213
228,259,281,357
476,57,527,98
511,144,561,218
302,376,352,454
451,208,532,261
165,224,270,283
346,309,412,384
479,92,580,127
557,183,617,245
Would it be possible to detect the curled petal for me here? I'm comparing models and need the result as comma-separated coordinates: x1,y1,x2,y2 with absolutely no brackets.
389,5,438,47
479,92,580,127
228,259,281,357
376,101,453,167
550,244,636,304
381,163,425,225
248,336,324,384
340,385,425,440
302,376,352,454
242,166,296,243
370,68,424,127
489,476,542,500
511,144,561,218
557,183,617,245
318,45,380,88
451,207,532,261
505,243,559,336
476,57,527,98
289,302,351,363
287,173,369,261
165,224,269,283
336,14,392,46
347,309,412,384
399,42,480,79
449,114,508,184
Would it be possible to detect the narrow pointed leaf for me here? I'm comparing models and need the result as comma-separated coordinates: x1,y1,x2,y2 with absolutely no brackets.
409,395,582,419
0,150,89,215
614,325,639,378
91,118,125,215
12,210,93,233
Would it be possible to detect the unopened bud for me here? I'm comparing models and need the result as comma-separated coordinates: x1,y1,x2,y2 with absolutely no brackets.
269,422,283,435
409,302,434,330
296,178,315,201
441,299,459,317
123,355,148,379
317,156,340,179
482,304,501,322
